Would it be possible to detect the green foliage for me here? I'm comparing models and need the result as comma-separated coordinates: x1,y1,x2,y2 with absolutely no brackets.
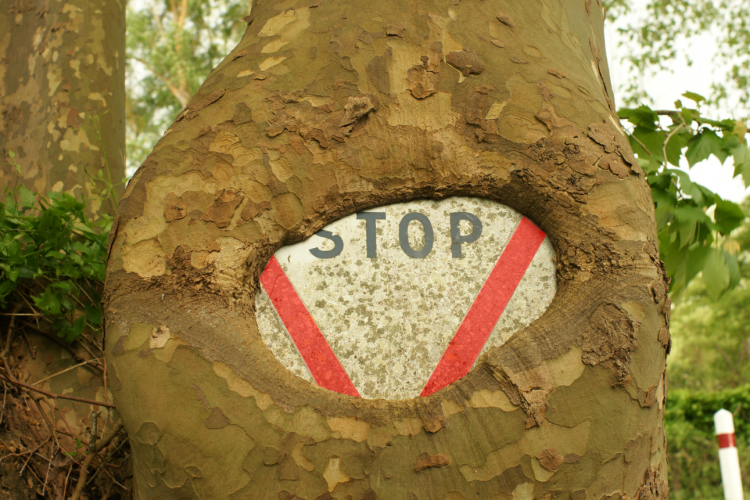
619,93,750,298
668,202,750,392
0,172,110,342
666,385,750,499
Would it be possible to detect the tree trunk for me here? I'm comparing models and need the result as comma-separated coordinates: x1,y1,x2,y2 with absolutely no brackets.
105,1,670,498
0,0,126,216
0,2,127,497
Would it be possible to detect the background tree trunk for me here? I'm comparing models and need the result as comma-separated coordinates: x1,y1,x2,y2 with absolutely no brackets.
106,1,670,498
0,0,126,216
0,1,127,497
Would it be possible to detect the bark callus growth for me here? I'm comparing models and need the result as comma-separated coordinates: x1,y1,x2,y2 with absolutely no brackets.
105,1,670,498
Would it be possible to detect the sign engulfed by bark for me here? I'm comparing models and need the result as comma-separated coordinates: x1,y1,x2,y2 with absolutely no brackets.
105,1,671,498
257,197,556,400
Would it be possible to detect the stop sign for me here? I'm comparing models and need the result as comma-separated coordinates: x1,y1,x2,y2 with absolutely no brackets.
256,197,556,400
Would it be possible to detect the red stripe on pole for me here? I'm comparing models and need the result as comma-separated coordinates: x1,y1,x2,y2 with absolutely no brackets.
421,217,547,397
718,433,737,449
260,256,360,397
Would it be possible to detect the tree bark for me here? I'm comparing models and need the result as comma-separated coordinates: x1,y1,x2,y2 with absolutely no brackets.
105,1,670,498
0,0,126,216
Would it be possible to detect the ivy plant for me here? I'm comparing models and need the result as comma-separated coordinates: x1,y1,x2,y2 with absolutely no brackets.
0,153,111,342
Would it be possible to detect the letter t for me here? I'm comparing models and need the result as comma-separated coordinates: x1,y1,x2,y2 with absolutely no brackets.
357,212,386,258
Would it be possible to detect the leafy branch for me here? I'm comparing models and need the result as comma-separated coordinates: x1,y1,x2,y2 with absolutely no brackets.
619,91,750,298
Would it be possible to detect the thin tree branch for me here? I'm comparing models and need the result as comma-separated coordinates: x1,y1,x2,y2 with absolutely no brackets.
662,123,684,166
0,374,115,408
70,421,124,500
630,133,655,157
0,382,6,426
33,359,98,386
19,437,50,475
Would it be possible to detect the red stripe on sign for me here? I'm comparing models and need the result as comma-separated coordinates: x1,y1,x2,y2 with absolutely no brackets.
718,433,737,449
260,256,360,397
421,217,547,397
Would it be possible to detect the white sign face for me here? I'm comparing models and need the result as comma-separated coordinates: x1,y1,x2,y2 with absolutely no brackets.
256,197,556,400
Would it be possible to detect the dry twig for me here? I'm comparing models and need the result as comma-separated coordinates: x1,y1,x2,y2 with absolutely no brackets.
0,374,115,408
70,421,125,500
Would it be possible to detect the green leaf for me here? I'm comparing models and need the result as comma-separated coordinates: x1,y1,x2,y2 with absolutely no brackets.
680,107,694,126
664,169,710,204
33,288,62,315
732,145,750,186
702,248,730,299
673,205,712,224
633,127,668,161
724,251,741,290
713,197,746,235
686,244,711,286
0,280,15,298
85,304,103,325
686,130,724,167
682,91,706,104
17,186,35,208
618,106,660,130
65,316,87,342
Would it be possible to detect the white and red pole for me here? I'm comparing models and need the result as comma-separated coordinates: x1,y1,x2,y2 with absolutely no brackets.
715,409,744,500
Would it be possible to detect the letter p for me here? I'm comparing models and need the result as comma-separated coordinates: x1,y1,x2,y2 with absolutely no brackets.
450,212,483,258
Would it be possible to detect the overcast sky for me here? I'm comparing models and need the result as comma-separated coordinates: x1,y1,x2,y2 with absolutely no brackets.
605,6,749,203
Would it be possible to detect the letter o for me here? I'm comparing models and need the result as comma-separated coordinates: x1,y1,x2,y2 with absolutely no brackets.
399,212,434,258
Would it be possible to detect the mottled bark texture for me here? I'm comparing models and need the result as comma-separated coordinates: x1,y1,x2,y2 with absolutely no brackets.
105,1,670,498
0,0,126,215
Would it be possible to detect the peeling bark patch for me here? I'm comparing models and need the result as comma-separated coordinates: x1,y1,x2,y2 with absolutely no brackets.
408,66,439,99
415,453,451,472
163,193,187,222
496,13,517,28
638,385,657,408
367,48,391,94
340,95,375,126
588,123,642,176
201,188,244,228
323,456,349,492
635,465,669,499
241,200,272,221
234,102,253,124
547,69,566,79
598,153,630,179
386,25,404,37
180,89,226,120
446,50,485,76
149,326,170,349
658,326,670,349
266,92,376,147
537,448,564,471
205,407,231,429
580,304,640,386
